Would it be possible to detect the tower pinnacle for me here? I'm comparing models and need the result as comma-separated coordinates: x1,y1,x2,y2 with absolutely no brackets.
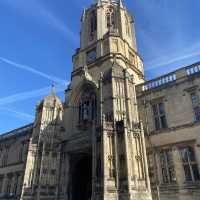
95,0,122,5
50,83,56,96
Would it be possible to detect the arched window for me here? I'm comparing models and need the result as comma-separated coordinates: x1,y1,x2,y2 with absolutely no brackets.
79,91,97,122
90,10,97,35
106,8,115,28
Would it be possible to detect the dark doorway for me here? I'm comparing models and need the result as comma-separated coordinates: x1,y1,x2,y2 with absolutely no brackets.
72,156,92,200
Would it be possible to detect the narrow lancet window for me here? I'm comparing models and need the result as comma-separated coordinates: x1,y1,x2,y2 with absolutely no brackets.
106,8,115,28
90,10,97,36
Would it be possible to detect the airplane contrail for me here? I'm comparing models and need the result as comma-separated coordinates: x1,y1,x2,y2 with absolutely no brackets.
0,56,66,85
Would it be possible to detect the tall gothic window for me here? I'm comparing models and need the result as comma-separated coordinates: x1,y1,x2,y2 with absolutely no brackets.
152,101,167,130
179,147,200,182
160,150,175,184
79,91,97,122
90,10,97,35
106,8,115,28
191,92,200,121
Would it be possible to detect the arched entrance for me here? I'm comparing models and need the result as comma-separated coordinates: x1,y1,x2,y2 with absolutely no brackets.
71,156,92,200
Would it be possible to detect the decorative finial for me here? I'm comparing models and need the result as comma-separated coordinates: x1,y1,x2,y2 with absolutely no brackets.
97,0,102,6
81,8,86,21
119,0,124,8
51,82,56,95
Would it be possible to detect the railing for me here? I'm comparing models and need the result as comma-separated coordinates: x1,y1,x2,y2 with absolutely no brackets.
143,73,176,91
186,64,200,76
136,62,200,93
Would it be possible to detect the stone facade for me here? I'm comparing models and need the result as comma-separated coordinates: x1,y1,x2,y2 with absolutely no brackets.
0,1,199,200
0,124,33,199
136,63,200,200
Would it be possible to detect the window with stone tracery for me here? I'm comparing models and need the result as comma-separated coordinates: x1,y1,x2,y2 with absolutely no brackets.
179,146,200,182
106,8,115,28
79,91,97,123
152,101,167,130
160,149,175,184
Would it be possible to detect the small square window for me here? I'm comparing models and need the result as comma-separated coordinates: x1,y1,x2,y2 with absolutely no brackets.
86,49,96,64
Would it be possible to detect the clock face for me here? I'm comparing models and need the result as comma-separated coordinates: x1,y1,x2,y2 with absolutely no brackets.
87,49,96,64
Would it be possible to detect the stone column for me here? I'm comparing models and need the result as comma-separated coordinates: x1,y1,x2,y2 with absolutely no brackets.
92,121,97,199
16,173,22,197
111,71,119,191
10,173,15,194
2,174,8,194
155,151,162,185
123,117,132,194
140,122,151,192
194,140,200,173
64,153,70,200
172,146,185,185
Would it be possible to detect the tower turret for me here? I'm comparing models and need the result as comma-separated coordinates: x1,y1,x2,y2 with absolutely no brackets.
63,1,152,200
80,0,136,50
21,87,64,199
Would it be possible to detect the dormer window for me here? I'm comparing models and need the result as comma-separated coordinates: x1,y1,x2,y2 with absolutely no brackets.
106,8,115,28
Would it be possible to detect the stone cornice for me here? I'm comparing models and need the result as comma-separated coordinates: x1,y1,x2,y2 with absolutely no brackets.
71,53,144,79
149,121,200,136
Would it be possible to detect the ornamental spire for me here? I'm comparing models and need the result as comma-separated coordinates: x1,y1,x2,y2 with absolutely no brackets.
50,83,56,96
119,0,124,8
95,0,118,4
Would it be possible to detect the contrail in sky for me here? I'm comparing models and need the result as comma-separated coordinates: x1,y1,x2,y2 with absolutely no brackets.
145,41,200,71
145,51,200,71
0,107,34,121
0,56,66,85
0,85,66,106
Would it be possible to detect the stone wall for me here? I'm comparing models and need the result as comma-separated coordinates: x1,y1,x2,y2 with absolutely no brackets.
136,62,200,200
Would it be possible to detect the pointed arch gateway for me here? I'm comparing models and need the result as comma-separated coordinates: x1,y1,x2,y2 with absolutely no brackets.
69,154,92,200
70,78,99,125
66,80,99,200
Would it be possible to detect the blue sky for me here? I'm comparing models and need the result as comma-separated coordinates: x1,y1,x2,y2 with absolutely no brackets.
0,0,200,133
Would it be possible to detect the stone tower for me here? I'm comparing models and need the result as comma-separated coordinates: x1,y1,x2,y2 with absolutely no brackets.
62,0,152,200
21,88,64,199
20,0,152,200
